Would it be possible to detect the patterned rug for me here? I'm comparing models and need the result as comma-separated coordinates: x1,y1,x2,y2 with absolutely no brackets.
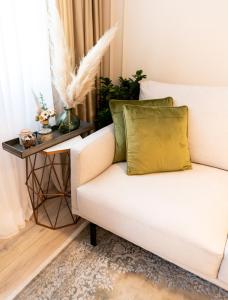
16,226,228,300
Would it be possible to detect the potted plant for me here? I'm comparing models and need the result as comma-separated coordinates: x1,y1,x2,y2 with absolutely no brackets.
95,70,147,129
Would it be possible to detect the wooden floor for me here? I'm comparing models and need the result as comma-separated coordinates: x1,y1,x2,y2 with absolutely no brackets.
0,206,87,300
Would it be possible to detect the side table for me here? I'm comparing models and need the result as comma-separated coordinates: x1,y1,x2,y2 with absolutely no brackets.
2,121,94,229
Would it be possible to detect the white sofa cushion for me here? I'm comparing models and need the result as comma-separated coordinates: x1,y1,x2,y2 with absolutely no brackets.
140,81,228,170
76,162,228,278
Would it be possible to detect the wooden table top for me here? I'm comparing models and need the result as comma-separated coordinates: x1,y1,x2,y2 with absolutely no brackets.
2,121,94,159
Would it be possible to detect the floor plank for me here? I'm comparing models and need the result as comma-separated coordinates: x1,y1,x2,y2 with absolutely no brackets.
0,210,87,300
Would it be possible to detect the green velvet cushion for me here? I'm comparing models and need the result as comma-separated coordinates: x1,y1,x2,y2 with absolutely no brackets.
109,97,173,162
123,105,191,175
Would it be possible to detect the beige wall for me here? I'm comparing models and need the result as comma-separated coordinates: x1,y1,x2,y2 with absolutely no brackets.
122,0,228,85
109,0,125,83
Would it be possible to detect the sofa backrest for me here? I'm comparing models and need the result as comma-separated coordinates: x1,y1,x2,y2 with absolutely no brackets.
140,80,228,170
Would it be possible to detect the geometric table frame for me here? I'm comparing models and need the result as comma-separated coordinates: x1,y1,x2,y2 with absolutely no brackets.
2,121,94,230
25,150,79,229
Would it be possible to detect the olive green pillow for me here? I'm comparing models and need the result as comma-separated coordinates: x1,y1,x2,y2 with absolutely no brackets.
109,97,173,162
123,105,191,175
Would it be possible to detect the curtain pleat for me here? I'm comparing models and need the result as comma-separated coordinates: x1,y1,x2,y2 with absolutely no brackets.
56,0,111,122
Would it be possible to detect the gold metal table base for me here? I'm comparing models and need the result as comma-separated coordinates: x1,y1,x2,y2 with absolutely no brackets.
25,151,79,229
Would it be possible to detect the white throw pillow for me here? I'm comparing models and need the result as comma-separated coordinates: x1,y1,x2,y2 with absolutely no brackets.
140,80,228,170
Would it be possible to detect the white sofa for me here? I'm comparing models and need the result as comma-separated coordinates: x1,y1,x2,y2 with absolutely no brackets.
71,81,228,291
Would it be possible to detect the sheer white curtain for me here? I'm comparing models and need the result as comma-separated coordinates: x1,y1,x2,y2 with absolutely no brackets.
0,0,53,238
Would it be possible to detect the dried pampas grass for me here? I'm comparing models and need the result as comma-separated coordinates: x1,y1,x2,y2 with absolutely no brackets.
66,25,118,106
48,3,73,108
49,3,117,108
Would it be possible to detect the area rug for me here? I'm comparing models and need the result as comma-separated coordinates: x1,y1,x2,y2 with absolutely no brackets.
16,226,228,300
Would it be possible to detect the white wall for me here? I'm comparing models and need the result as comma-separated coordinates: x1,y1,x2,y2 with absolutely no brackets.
122,0,228,85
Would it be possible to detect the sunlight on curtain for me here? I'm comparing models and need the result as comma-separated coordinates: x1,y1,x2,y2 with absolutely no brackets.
56,0,111,122
0,0,53,238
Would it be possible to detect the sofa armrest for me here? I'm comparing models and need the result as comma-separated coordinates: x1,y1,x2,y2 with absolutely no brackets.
71,124,115,189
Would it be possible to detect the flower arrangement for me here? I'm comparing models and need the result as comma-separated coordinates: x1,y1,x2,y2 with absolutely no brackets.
34,93,56,134
35,93,55,124
37,109,55,124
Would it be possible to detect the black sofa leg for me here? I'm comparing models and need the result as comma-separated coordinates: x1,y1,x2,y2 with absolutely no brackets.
90,223,97,246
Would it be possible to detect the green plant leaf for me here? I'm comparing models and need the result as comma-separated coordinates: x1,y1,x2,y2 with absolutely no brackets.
96,70,147,129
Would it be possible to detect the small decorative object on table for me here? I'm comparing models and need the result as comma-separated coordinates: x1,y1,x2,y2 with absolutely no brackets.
37,131,53,143
19,129,36,148
49,5,118,132
34,93,56,135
